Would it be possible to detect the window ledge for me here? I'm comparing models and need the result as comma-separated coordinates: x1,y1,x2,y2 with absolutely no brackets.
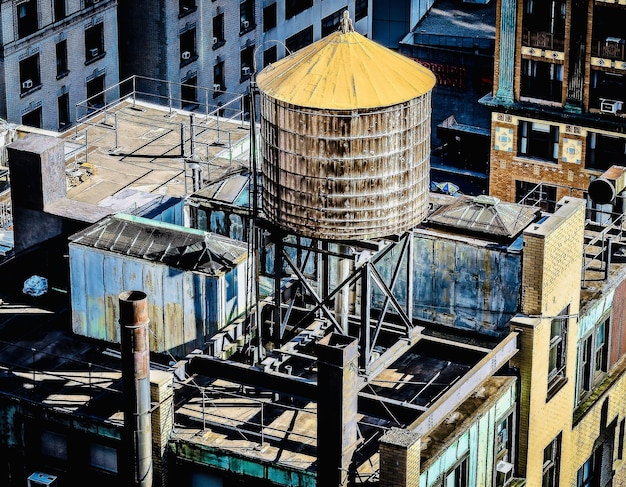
178,5,197,18
180,54,198,68
20,84,42,98
512,155,559,166
573,358,626,426
212,40,225,51
84,52,106,65
546,375,567,402
239,24,256,36
56,70,70,80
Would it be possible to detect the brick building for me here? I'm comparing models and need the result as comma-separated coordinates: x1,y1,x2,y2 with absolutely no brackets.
0,0,119,130
481,0,626,215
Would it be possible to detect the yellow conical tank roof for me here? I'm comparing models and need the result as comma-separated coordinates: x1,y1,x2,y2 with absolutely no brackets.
256,30,436,110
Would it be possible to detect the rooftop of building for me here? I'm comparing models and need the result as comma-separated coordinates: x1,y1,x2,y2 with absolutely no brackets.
400,0,496,49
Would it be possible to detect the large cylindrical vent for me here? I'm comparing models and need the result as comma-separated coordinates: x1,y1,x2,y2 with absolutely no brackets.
120,290,153,487
588,165,626,205
256,29,436,241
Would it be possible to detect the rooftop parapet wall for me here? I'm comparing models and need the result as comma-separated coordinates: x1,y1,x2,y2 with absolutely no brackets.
521,197,586,316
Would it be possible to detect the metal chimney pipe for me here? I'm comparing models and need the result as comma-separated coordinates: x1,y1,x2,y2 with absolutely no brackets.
119,290,153,487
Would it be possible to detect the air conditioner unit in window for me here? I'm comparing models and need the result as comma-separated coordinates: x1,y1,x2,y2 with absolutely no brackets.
182,51,191,60
600,98,623,114
213,83,221,91
495,460,514,487
212,37,218,45
89,47,99,57
27,472,58,487
241,20,249,29
22,79,33,90
242,66,250,76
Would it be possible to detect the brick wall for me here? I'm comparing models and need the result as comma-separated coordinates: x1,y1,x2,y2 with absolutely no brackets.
151,370,174,487
379,428,421,487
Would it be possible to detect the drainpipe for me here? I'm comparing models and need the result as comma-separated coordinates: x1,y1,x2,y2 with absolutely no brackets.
120,290,153,487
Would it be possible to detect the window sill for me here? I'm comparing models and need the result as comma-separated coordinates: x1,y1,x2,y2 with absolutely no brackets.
239,24,256,36
84,52,106,66
20,84,42,98
180,54,198,68
212,40,225,50
178,5,197,18
56,70,70,80
213,89,225,99
513,155,559,166
546,375,567,402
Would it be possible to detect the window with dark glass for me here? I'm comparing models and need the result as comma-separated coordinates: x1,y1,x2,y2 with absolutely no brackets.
286,0,312,20
213,61,224,96
17,0,38,38
439,456,468,487
518,120,560,162
240,45,254,80
54,0,66,21
212,13,225,48
577,316,609,401
515,180,557,213
286,26,313,53
56,41,69,78
522,0,565,50
590,71,624,113
22,107,42,128
542,434,562,487
263,3,276,32
90,443,118,473
179,0,196,16
58,93,70,129
87,74,105,109
181,75,197,110
355,0,368,22
548,306,569,395
591,5,626,62
180,27,197,66
240,0,254,33
521,59,563,103
85,23,104,63
322,8,346,37
19,54,41,95
40,430,68,461
586,132,626,171
263,46,277,67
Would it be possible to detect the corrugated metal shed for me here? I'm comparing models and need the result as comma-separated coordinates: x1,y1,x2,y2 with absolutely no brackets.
256,30,436,110
69,214,249,356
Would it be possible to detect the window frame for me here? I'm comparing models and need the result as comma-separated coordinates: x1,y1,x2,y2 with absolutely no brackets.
547,307,569,398
84,22,105,64
518,120,560,162
542,434,562,487
577,315,610,402
285,0,312,20
19,53,41,96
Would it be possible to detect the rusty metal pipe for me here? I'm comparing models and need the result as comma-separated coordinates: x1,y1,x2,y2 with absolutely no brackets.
119,290,153,487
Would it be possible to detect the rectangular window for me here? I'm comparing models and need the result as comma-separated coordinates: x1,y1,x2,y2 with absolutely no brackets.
85,23,104,63
496,412,515,463
515,180,557,213
441,456,468,487
240,0,254,32
22,107,42,128
19,53,41,95
586,132,626,171
212,13,224,47
286,0,312,20
40,430,68,461
213,61,224,96
577,316,610,401
17,0,38,38
181,75,197,110
263,3,277,32
90,443,118,473
179,0,196,16
240,45,254,80
56,40,68,78
322,8,346,37
286,26,313,53
518,120,560,162
58,93,70,129
542,434,561,487
263,46,277,67
180,27,197,66
87,74,105,110
54,0,66,21
521,59,563,102
548,307,568,396
355,0,368,22
522,0,565,50
590,71,625,113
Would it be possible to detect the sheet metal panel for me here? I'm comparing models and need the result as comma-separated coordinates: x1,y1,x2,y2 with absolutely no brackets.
70,243,247,356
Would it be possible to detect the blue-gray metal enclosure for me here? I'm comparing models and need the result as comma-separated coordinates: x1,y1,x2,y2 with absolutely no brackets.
69,213,250,357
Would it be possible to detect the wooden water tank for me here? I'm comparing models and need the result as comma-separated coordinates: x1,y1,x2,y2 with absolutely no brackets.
256,28,436,240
